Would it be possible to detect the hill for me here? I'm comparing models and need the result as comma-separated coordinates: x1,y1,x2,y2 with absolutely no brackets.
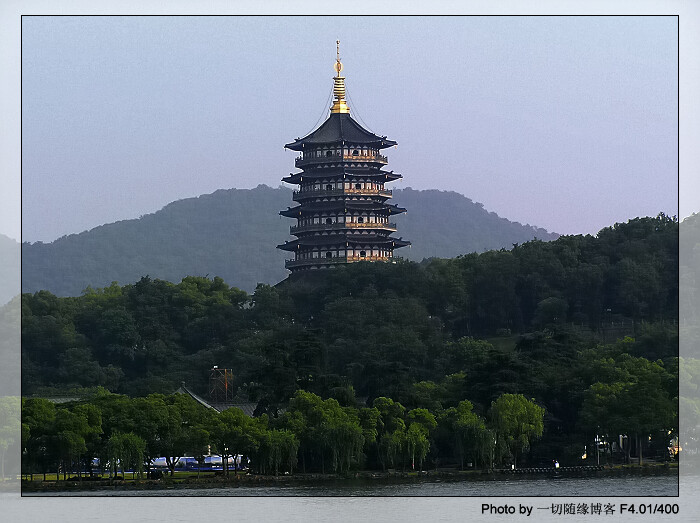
21,185,558,296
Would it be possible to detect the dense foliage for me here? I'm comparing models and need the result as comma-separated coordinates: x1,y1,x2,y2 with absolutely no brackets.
20,186,557,296
21,390,544,478
21,214,678,470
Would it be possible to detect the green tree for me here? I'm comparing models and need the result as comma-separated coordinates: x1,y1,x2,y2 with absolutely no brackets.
0,397,20,481
281,390,363,474
489,394,544,468
373,397,407,471
439,400,492,470
580,356,676,464
106,431,146,479
212,407,262,476
260,429,299,476
54,405,101,480
22,398,56,480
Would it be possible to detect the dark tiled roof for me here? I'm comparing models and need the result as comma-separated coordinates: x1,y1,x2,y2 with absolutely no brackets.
282,170,402,184
278,233,410,250
215,403,257,417
280,201,407,217
175,384,218,411
175,384,260,415
285,113,396,151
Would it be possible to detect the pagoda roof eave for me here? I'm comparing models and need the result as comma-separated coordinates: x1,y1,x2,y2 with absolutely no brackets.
282,170,402,184
277,233,410,249
285,139,397,152
280,201,407,216
280,208,302,218
284,113,397,151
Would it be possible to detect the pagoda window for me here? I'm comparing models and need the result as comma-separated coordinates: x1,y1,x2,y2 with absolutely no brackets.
326,218,333,225
326,252,333,258
357,217,364,224
352,149,359,156
326,150,333,157
360,251,366,257
355,183,362,190
326,184,333,191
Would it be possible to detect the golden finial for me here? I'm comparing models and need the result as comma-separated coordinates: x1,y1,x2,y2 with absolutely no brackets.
331,40,349,114
335,40,342,76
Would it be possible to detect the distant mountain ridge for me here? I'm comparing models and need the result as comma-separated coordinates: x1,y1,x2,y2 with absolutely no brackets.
21,185,558,296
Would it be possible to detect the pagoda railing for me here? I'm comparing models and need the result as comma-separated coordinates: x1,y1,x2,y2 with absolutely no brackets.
292,188,392,200
290,222,397,234
295,153,388,167
285,255,392,268
293,188,345,199
346,187,392,197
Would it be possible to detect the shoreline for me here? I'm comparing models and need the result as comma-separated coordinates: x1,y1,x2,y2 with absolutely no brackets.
20,462,678,493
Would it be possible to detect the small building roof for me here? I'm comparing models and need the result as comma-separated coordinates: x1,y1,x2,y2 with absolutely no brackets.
175,382,260,415
175,383,218,411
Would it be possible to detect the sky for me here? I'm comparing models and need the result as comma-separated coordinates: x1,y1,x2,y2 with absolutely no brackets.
12,14,687,243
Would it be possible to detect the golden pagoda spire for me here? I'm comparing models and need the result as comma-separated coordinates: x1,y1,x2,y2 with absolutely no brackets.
330,40,350,114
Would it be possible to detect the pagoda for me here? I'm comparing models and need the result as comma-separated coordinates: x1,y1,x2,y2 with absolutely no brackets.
278,42,409,271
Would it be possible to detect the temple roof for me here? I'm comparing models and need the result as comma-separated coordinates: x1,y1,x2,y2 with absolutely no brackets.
285,113,397,151
280,201,407,217
277,233,410,250
282,169,402,184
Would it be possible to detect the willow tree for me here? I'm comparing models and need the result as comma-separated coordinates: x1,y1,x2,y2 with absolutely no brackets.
489,394,544,468
106,431,146,479
406,408,436,472
439,400,492,470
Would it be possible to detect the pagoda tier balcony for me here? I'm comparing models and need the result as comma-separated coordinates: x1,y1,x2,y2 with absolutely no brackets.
292,187,393,201
294,153,388,168
285,255,392,269
290,222,397,235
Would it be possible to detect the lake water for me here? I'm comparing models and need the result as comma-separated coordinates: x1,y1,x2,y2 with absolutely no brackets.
25,473,679,496
5,473,694,523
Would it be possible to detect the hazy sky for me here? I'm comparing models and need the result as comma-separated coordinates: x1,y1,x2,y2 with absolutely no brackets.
16,15,683,242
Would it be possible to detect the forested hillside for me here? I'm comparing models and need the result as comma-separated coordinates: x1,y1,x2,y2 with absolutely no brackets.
21,214,678,466
21,185,557,296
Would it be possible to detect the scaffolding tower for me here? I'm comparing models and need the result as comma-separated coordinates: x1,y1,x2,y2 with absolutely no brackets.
208,366,234,404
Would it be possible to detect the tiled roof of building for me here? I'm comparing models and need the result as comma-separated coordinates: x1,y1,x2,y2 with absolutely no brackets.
285,113,396,151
